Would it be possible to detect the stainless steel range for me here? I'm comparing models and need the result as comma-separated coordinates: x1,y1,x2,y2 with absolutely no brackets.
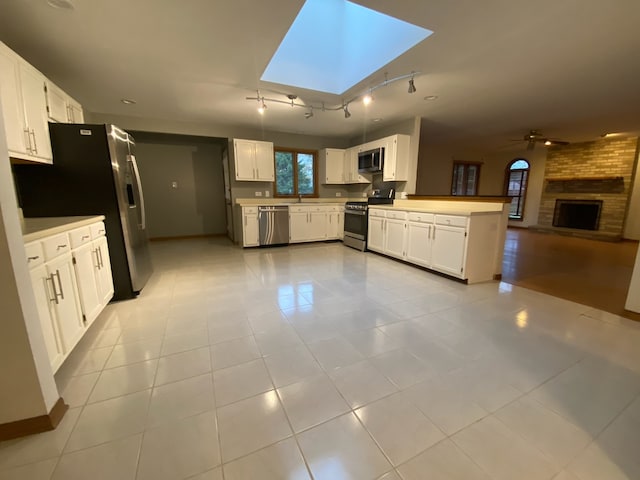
343,189,394,251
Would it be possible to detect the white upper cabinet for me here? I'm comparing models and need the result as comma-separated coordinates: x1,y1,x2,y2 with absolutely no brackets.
344,147,371,184
45,80,84,124
0,44,29,156
233,139,275,181
19,62,53,163
320,148,345,184
382,134,410,182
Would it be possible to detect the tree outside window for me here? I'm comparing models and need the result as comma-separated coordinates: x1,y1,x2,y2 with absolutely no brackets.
451,161,482,195
274,148,317,197
504,159,530,220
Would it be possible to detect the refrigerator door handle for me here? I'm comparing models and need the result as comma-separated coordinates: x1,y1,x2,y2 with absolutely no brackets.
127,154,147,230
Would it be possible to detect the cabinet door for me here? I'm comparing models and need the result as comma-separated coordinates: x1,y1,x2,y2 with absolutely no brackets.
382,136,397,181
45,81,68,123
242,209,259,247
385,218,407,259
289,212,309,243
308,211,327,241
94,236,114,305
0,45,29,155
46,254,85,353
234,139,256,180
29,265,64,371
255,141,275,181
20,63,53,163
72,243,102,325
431,225,467,278
67,98,84,123
324,149,345,184
327,212,340,239
338,211,344,240
406,221,432,267
367,216,385,253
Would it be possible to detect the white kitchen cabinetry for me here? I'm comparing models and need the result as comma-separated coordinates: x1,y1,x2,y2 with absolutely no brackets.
406,212,434,268
431,215,468,277
25,219,115,372
233,139,275,181
384,212,408,260
367,209,386,253
326,206,342,240
20,63,53,162
0,44,29,156
344,147,371,184
45,80,84,123
382,134,411,182
242,206,259,247
289,205,327,243
320,148,345,184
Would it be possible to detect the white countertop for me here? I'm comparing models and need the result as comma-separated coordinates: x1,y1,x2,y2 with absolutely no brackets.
368,205,502,216
236,199,352,207
23,216,105,243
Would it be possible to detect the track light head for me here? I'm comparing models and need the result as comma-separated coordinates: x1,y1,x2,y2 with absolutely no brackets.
343,104,351,119
257,98,267,115
304,109,314,119
408,77,416,94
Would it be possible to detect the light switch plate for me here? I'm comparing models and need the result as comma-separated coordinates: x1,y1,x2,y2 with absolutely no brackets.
255,191,262,197
265,190,270,197
335,192,342,197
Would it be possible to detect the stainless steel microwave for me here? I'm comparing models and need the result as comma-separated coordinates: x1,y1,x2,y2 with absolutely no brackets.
358,147,384,173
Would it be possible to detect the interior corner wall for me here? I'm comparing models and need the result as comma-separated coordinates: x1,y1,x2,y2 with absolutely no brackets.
133,133,226,239
623,147,640,240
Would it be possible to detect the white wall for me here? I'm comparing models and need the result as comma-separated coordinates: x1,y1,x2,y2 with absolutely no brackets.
0,104,59,424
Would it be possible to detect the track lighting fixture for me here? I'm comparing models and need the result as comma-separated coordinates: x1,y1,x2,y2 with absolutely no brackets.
246,71,421,119
408,74,416,94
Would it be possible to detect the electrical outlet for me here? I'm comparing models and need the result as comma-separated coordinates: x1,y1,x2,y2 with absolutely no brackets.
335,192,342,197
265,190,270,197
255,191,262,197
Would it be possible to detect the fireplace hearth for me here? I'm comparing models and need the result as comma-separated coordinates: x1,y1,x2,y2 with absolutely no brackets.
553,199,603,231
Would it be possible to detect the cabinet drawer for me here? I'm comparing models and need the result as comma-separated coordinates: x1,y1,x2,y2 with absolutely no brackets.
90,222,106,239
368,209,386,218
25,241,45,268
325,206,340,212
385,210,407,220
435,215,467,228
288,205,309,213
69,226,92,248
408,212,434,223
243,206,258,214
42,233,70,260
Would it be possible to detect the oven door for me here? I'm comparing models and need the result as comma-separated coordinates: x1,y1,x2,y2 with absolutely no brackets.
344,209,367,240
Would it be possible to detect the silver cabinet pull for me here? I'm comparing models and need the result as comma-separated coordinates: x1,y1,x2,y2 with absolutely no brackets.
98,247,104,270
93,248,101,269
57,244,67,250
27,255,40,262
47,274,59,304
82,235,90,240
23,128,32,153
29,129,38,154
54,269,64,300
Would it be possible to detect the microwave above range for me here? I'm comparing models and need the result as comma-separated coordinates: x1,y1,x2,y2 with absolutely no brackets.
358,147,384,173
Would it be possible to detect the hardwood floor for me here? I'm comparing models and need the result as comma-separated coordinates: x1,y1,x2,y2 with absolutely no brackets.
501,228,640,321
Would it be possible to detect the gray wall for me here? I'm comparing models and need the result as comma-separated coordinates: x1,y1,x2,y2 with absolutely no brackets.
133,132,226,239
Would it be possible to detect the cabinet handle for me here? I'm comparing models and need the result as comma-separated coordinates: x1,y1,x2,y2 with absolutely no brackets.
47,274,59,304
54,269,64,300
82,235,90,240
433,227,436,240
256,167,260,178
244,215,247,226
27,255,40,262
30,129,38,154
93,248,101,269
57,244,67,250
23,128,32,153
98,247,104,269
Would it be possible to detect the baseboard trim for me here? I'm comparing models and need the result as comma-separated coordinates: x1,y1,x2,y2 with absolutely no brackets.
0,397,68,441
493,273,503,280
149,234,227,242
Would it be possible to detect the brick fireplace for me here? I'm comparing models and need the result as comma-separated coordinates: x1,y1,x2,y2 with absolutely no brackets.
533,137,639,241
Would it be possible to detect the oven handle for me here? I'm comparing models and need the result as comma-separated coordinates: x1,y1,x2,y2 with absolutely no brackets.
345,210,367,216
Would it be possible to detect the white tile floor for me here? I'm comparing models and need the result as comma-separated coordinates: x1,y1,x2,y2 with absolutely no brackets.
2,238,640,480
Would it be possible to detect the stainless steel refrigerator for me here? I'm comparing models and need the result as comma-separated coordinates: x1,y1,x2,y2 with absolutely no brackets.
14,124,153,300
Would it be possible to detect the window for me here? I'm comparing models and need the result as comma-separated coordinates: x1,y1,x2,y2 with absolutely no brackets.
274,148,318,197
504,159,530,220
451,162,481,195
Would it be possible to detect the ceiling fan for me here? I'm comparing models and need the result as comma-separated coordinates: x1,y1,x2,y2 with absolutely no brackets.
513,130,570,150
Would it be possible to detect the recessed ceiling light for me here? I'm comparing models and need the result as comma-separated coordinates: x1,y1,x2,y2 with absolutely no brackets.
47,0,74,9
424,95,438,101
121,99,137,105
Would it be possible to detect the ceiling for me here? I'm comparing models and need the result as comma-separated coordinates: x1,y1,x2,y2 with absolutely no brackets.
1,0,640,150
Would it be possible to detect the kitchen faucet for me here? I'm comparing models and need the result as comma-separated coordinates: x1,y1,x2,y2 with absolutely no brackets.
298,194,302,203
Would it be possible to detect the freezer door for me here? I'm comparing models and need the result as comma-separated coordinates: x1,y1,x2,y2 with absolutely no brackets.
106,125,153,293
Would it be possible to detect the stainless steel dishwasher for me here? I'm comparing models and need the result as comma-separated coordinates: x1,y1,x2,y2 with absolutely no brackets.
258,206,289,246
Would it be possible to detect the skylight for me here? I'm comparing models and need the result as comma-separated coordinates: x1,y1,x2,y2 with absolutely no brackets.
261,0,432,95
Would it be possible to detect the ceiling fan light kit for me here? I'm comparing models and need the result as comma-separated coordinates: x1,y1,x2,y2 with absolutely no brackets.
246,71,421,119
514,130,570,150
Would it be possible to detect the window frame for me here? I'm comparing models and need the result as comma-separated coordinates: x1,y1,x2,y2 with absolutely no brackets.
451,161,482,196
273,147,319,198
504,158,530,221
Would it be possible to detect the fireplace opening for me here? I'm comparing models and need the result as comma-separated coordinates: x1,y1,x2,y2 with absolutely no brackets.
553,199,603,230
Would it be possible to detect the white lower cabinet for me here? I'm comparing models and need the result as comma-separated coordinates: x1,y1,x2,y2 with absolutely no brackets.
242,207,259,247
289,205,328,243
367,208,499,283
26,219,114,372
326,207,342,240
